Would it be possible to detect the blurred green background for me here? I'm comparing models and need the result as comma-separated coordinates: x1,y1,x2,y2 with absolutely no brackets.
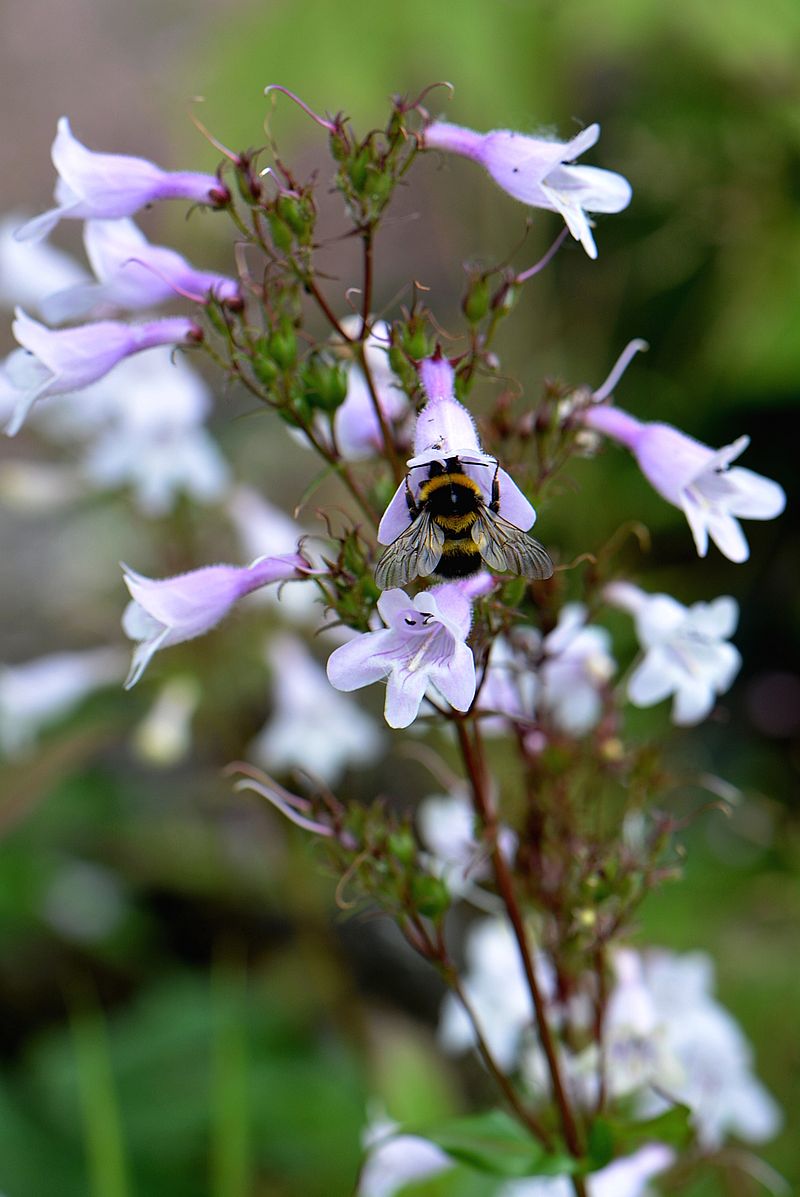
1,0,798,1194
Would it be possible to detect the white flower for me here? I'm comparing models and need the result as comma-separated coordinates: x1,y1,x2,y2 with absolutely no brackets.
606,582,741,725
132,677,200,766
358,1115,451,1197
438,917,555,1071
539,605,616,735
604,949,782,1150
424,121,632,259
0,212,88,313
249,634,383,785
417,790,517,899
583,406,785,563
497,1144,673,1197
0,648,126,757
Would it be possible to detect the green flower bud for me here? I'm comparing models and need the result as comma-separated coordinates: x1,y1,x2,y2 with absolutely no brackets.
388,829,416,866
402,325,431,361
302,357,348,412
252,339,279,387
269,324,297,369
463,276,490,324
410,874,450,920
348,150,370,194
267,211,294,253
277,194,313,238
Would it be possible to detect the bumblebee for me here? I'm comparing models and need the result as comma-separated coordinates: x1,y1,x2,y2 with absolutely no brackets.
374,456,554,589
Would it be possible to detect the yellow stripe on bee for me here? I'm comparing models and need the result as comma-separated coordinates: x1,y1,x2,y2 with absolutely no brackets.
435,511,479,533
418,472,482,499
439,538,481,556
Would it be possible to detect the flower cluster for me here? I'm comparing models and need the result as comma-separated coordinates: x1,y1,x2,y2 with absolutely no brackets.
2,87,787,1197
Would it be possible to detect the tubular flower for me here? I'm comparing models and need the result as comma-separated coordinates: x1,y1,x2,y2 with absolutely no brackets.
606,582,741,725
326,583,477,729
16,118,228,243
39,219,240,324
378,354,536,544
4,309,201,434
583,406,786,562
423,121,631,258
121,555,310,688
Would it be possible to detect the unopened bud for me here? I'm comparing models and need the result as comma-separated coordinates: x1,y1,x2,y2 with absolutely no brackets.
269,324,297,369
302,356,348,412
267,212,294,252
410,874,449,920
388,829,416,865
463,275,490,324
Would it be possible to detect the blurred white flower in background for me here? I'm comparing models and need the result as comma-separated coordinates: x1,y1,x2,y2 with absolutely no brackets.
0,647,126,757
250,634,384,785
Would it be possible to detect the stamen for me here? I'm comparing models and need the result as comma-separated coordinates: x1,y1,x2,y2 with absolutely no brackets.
592,339,649,401
263,85,338,133
516,227,569,283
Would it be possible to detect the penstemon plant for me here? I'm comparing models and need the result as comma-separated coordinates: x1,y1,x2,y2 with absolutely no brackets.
2,84,787,1197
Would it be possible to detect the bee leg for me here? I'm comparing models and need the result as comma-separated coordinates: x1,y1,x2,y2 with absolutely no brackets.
404,476,421,519
490,464,501,513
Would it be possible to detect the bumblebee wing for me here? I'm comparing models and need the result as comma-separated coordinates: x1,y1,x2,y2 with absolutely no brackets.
374,511,445,590
471,507,554,579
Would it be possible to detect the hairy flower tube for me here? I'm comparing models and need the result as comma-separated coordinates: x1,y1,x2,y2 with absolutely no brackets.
121,555,310,688
16,117,228,243
424,121,631,258
39,218,240,324
583,405,786,562
378,355,536,545
4,309,201,435
606,582,741,725
326,584,477,729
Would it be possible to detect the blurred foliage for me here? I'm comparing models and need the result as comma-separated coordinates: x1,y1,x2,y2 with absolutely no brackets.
2,0,799,1195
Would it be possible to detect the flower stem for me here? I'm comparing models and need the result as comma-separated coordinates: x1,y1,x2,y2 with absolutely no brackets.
454,720,588,1197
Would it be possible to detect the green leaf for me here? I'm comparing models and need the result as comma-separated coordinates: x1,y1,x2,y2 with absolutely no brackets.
409,1109,576,1179
587,1116,615,1169
609,1103,693,1153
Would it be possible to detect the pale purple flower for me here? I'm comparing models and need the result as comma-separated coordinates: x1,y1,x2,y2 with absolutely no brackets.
424,121,631,258
606,582,741,725
438,916,555,1071
583,406,786,562
16,117,228,243
326,583,477,729
0,647,126,757
358,1115,451,1197
334,319,410,460
378,355,536,545
250,634,383,784
497,1144,674,1197
121,554,309,688
39,218,240,324
5,309,201,435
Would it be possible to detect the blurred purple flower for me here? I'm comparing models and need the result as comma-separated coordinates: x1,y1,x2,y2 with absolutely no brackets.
39,218,240,323
4,309,201,434
16,118,228,243
424,121,631,258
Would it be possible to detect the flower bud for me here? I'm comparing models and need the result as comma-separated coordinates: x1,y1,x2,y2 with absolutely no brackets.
269,322,297,369
252,340,279,388
410,874,450,920
301,355,348,412
462,274,490,324
277,194,313,239
388,829,417,866
267,211,294,253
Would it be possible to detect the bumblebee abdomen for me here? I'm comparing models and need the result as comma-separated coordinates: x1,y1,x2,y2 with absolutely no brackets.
433,536,482,578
